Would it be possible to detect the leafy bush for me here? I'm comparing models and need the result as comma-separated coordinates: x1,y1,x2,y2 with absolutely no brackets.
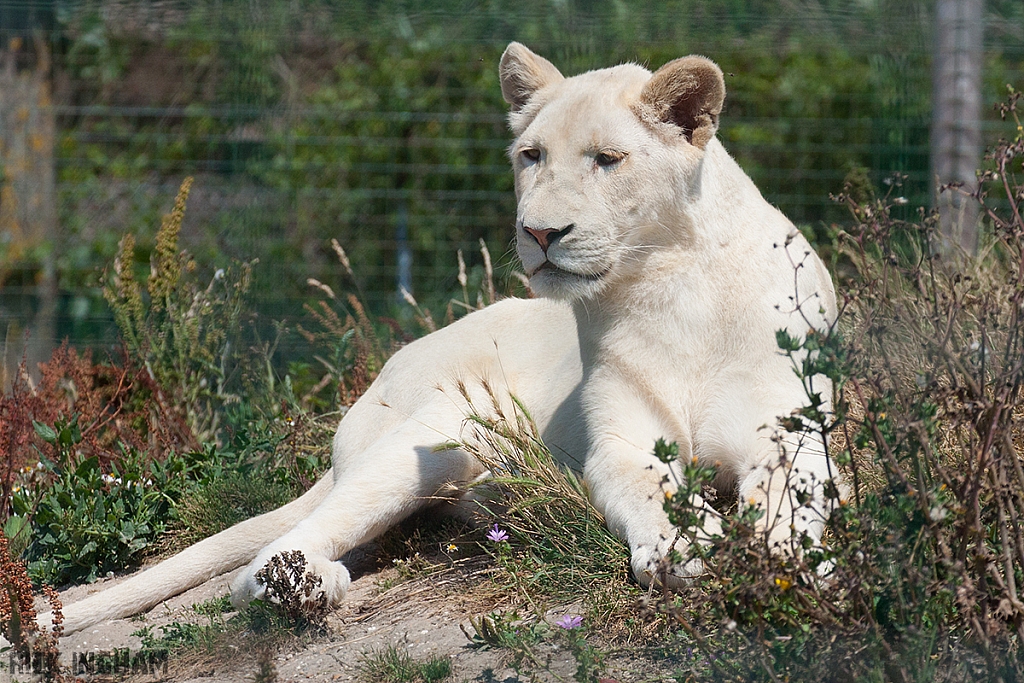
0,341,193,537
4,395,330,585
11,415,194,585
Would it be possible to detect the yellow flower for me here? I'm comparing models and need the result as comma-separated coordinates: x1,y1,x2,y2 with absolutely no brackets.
775,577,792,591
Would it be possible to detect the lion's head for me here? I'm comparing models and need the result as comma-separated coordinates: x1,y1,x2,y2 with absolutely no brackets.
499,43,726,300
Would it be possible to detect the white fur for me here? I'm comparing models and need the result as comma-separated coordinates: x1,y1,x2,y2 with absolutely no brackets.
50,45,837,634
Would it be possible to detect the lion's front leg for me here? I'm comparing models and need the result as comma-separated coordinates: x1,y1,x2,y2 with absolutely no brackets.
583,398,722,588
737,429,834,554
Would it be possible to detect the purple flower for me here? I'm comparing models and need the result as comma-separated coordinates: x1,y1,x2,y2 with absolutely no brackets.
486,524,509,542
555,614,583,630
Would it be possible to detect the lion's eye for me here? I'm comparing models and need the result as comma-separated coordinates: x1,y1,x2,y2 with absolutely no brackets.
521,148,541,163
595,151,625,167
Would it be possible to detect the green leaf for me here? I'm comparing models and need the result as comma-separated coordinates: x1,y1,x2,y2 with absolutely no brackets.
33,421,57,443
76,456,101,478
653,438,679,463
3,515,27,541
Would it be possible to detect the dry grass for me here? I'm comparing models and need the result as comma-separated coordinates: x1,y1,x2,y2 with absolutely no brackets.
452,392,655,645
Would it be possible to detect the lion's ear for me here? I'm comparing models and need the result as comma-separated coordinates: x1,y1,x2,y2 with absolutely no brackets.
500,42,564,111
638,56,725,149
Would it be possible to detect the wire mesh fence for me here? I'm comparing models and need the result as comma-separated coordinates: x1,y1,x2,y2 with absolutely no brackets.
1,0,1023,369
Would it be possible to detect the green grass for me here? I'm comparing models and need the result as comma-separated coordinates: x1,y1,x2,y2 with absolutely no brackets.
461,399,641,638
356,644,452,683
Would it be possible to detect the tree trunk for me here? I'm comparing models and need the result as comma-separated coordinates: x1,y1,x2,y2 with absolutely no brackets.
931,0,983,256
0,45,57,388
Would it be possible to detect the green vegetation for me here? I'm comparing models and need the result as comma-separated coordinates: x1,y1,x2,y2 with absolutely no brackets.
357,644,453,683
462,403,639,635
6,0,1019,348
14,416,182,585
103,177,255,442
1,180,334,593
6,409,327,587
132,597,233,656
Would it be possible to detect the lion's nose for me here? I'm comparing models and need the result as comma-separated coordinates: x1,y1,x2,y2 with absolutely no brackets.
523,224,574,253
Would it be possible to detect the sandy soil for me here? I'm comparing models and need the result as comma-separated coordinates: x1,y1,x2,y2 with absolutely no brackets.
45,548,642,683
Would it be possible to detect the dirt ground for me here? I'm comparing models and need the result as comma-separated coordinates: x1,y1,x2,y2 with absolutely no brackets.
48,545,651,683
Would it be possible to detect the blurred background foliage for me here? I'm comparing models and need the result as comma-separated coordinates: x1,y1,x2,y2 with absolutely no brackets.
0,0,1022,366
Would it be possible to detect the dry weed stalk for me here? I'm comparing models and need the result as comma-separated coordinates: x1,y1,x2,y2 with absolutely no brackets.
1,533,64,680
104,176,254,441
254,550,330,632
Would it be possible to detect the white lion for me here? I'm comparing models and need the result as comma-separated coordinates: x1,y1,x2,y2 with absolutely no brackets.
50,43,837,635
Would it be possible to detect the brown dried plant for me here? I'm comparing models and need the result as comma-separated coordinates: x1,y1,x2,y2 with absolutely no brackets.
298,293,398,407
253,550,330,633
298,238,510,409
0,533,64,681
0,344,192,529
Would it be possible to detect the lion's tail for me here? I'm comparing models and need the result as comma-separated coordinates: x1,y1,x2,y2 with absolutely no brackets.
50,469,335,636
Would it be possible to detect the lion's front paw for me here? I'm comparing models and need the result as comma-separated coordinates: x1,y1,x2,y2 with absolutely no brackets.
230,552,350,610
630,541,704,590
230,562,266,609
303,554,351,604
